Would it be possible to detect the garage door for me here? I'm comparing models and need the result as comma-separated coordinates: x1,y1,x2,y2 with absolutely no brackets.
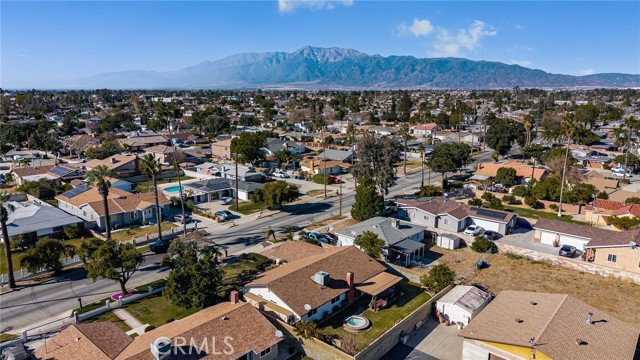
472,218,501,233
540,231,556,246
559,234,588,249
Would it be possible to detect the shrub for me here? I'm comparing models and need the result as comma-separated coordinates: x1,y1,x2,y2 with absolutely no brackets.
512,185,529,197
294,321,321,339
418,185,443,197
468,197,483,206
471,237,498,253
596,191,609,200
420,264,455,293
505,252,523,260
548,204,559,211
63,225,81,239
10,232,37,250
481,192,495,201
502,194,519,205
312,173,330,185
484,197,504,210
524,195,539,209
625,197,640,204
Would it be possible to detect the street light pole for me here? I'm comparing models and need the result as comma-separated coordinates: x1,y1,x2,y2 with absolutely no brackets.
322,126,327,199
234,153,239,211
167,118,187,237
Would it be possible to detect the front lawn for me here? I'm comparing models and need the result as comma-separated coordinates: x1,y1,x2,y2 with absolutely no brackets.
320,281,431,353
84,310,131,332
228,201,268,215
109,222,176,242
0,333,18,343
124,293,202,328
132,176,194,192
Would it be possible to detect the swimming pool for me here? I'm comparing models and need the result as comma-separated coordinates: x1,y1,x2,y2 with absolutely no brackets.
164,186,184,193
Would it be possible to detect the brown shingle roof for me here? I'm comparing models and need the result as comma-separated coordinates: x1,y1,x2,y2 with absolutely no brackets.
85,155,137,171
475,161,547,181
535,218,640,247
56,186,132,207
246,246,386,316
143,145,178,154
261,241,328,262
35,323,132,360
12,165,54,177
116,302,282,360
398,197,515,223
459,291,640,360
118,136,168,147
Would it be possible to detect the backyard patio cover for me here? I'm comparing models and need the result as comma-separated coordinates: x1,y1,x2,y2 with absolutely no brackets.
356,272,403,296
391,239,425,254
469,174,491,181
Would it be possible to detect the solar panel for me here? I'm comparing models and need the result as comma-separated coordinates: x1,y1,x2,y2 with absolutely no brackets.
49,166,71,176
473,207,507,220
62,184,90,198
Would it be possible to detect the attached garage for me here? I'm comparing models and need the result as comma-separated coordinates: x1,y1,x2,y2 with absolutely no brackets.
471,218,502,233
539,230,589,249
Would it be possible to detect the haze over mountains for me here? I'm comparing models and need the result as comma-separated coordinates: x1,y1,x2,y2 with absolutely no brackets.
80,46,640,90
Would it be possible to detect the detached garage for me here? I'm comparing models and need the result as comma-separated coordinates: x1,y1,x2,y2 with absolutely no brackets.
534,218,592,249
467,207,517,235
436,285,491,327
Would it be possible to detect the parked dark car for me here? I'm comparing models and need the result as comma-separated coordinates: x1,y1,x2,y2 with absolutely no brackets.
558,245,577,258
149,238,172,254
482,230,502,241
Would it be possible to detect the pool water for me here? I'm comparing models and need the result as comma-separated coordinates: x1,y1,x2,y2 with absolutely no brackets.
165,186,184,193
346,317,366,327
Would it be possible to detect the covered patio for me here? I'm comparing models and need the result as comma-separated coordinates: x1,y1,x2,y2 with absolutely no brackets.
388,239,427,267
356,272,403,312
243,291,294,324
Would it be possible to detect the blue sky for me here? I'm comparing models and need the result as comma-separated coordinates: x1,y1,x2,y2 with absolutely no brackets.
2,1,639,88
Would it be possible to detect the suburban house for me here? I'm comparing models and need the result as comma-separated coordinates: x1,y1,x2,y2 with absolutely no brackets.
209,164,264,182
335,217,427,266
244,246,403,324
143,145,185,164
211,139,233,160
583,170,619,195
459,290,640,360
315,149,354,163
367,126,396,136
61,134,101,156
56,185,171,231
0,201,83,242
584,198,639,227
35,300,283,360
263,138,306,156
584,230,640,275
117,135,169,151
301,158,345,175
435,285,491,327
10,164,85,185
177,178,264,202
533,217,637,249
85,154,138,175
70,177,133,193
261,240,327,264
397,197,518,235
472,161,547,184
411,123,439,137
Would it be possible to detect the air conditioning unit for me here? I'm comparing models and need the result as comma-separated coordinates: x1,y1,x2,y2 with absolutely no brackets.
311,271,330,286
150,337,172,360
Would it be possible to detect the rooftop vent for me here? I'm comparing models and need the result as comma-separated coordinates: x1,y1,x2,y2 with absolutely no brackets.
515,318,523,323
150,337,172,360
576,338,586,345
530,301,537,306
222,316,230,321
311,271,330,286
586,312,593,324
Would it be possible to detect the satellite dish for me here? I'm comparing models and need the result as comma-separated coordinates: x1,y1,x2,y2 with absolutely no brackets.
275,330,284,338
630,241,638,248
304,304,312,311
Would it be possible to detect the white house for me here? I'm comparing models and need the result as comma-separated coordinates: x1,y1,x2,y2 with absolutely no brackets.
435,285,491,327
411,123,439,137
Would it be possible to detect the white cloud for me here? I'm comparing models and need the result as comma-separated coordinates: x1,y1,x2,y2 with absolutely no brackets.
278,0,353,13
510,59,532,67
579,68,595,75
430,20,497,57
514,24,525,30
397,18,434,37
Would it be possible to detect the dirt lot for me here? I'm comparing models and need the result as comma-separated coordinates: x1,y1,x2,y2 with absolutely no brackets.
427,247,640,328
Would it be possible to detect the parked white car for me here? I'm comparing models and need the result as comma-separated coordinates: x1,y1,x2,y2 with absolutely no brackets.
219,197,233,205
612,170,632,178
464,225,484,236
273,171,290,178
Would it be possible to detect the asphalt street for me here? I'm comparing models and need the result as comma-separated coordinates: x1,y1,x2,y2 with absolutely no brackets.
0,151,495,332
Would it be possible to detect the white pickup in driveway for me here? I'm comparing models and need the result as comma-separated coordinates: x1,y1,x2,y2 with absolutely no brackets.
381,319,463,360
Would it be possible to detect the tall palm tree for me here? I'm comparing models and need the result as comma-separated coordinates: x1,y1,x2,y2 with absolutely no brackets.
140,154,163,243
400,123,411,176
86,165,117,239
557,114,577,217
1,193,17,288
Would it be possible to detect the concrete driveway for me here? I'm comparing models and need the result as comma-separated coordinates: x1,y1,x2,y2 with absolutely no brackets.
497,231,582,259
381,319,463,360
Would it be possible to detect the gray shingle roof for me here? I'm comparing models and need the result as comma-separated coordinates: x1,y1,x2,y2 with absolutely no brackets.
336,216,425,246
3,202,83,238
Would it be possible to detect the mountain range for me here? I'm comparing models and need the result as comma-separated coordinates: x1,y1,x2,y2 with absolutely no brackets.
80,46,640,89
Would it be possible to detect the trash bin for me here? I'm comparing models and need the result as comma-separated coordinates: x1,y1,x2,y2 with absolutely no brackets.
476,260,484,269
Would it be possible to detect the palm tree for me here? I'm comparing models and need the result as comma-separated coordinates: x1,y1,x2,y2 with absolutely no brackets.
86,165,117,239
1,193,17,288
557,114,577,217
140,154,163,243
284,225,294,241
400,123,411,176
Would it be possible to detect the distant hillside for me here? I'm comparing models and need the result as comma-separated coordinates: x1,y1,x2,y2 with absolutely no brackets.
80,46,640,89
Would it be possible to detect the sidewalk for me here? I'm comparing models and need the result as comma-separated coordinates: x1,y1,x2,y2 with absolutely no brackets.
113,308,144,329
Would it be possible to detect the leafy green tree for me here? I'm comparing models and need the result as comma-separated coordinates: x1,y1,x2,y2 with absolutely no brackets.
80,239,143,294
86,165,117,239
418,185,443,198
523,144,545,163
63,225,81,239
354,231,385,259
502,194,519,205
596,191,609,200
162,241,223,309
564,183,596,205
86,140,124,160
230,132,267,166
427,142,472,180
575,104,599,128
140,154,163,243
20,238,76,274
1,193,17,288
511,185,530,197
294,321,321,340
625,197,640,204
312,173,330,185
524,195,540,209
485,119,525,157
420,264,455,293
608,216,640,230
258,181,299,208
613,154,640,171
397,91,413,122
468,197,483,206
352,133,400,197
494,168,517,186
351,180,383,221
17,179,56,200
471,237,497,254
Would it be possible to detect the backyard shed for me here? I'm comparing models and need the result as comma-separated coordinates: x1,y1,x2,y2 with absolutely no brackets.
436,285,491,327
436,233,462,250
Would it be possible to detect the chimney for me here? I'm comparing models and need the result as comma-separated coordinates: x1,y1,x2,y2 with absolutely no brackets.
346,272,356,304
230,290,239,304
392,219,400,229
586,311,593,324
110,157,117,163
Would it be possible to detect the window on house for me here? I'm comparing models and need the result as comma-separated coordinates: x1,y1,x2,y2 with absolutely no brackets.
259,347,271,357
443,218,449,225
83,211,86,217
111,215,117,222
331,295,341,304
133,212,138,219
307,308,317,317
607,254,617,263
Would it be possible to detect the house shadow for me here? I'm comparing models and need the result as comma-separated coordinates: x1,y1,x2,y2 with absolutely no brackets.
281,202,332,215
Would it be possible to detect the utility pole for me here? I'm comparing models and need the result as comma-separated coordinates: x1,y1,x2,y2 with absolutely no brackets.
234,153,239,211
322,125,327,198
339,180,343,216
624,123,632,181
167,118,187,237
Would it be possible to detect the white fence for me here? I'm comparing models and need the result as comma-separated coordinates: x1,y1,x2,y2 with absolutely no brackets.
76,285,165,322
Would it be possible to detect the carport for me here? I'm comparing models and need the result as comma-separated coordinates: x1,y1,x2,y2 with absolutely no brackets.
389,239,426,267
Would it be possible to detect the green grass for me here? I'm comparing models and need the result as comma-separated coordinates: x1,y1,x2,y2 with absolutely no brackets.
320,281,431,352
84,310,131,332
109,222,176,243
0,236,97,274
124,293,202,328
228,201,268,215
504,205,590,225
0,333,18,343
132,176,193,192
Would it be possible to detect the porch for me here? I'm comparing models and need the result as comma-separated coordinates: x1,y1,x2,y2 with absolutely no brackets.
356,272,403,312
388,239,427,267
